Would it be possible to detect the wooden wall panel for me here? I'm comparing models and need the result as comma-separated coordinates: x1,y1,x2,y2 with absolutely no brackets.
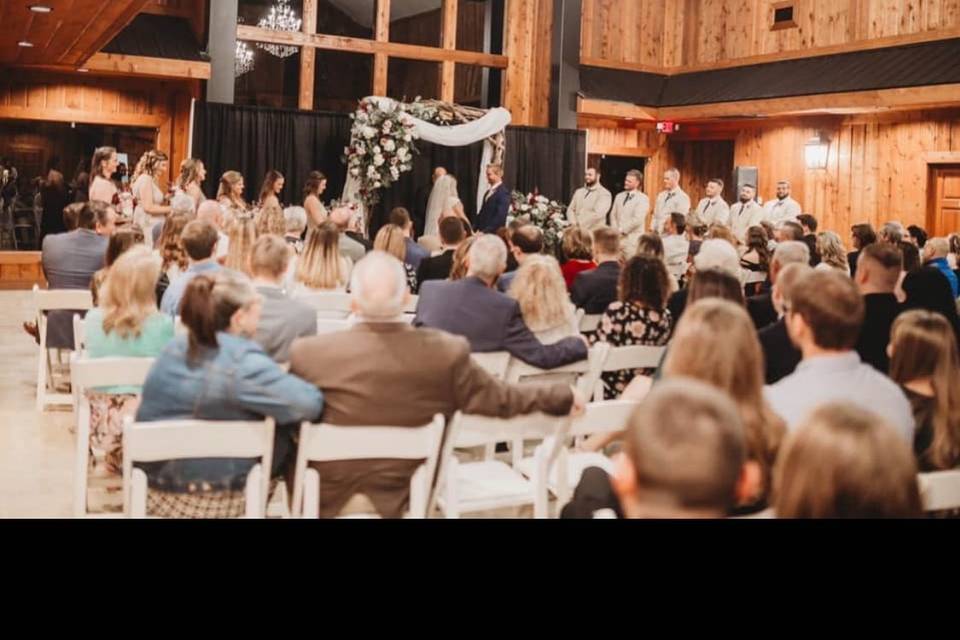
668,140,737,203
504,0,554,126
582,0,666,67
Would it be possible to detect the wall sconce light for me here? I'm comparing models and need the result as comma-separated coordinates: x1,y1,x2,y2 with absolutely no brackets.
805,132,830,170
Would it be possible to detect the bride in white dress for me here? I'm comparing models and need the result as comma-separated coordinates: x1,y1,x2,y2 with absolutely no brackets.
424,173,465,238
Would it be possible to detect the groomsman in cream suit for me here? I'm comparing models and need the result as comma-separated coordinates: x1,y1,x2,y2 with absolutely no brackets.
763,180,802,225
694,178,731,227
651,168,691,234
567,167,613,233
610,169,650,257
730,184,765,243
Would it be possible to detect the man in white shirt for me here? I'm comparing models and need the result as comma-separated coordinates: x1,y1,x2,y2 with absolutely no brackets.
729,184,765,243
694,178,730,227
651,168,691,235
763,180,802,225
609,169,650,257
764,270,914,441
661,212,690,282
567,167,613,233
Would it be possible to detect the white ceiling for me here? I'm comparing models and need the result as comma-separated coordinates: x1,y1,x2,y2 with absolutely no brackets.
328,0,443,28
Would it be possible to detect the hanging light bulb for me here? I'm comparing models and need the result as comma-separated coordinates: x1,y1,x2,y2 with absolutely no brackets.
256,0,302,59
235,40,254,77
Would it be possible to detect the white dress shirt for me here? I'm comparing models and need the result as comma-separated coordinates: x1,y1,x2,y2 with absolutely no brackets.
730,200,766,242
763,196,802,225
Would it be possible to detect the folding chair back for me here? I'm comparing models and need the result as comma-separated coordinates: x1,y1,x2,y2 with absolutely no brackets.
919,470,960,512
34,285,93,410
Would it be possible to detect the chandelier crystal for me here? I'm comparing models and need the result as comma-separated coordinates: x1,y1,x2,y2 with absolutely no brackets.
256,0,302,59
235,40,254,77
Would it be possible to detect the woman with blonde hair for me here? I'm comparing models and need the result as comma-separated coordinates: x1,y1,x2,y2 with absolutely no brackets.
131,150,171,241
88,146,118,205
224,214,258,276
816,230,850,275
83,245,175,476
217,170,247,216
374,224,417,292
302,171,328,230
258,169,285,210
663,298,786,511
293,221,351,293
449,235,478,281
560,226,596,290
176,158,207,209
255,203,286,237
774,403,922,518
889,310,960,471
509,255,579,344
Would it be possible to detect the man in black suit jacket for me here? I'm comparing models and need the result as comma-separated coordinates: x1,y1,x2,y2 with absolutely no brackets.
417,217,465,285
797,214,821,267
747,240,810,330
474,164,511,233
854,243,903,373
415,234,587,369
571,226,621,315
757,262,811,384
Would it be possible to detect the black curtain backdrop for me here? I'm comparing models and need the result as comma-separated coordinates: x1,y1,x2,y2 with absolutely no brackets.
191,102,585,236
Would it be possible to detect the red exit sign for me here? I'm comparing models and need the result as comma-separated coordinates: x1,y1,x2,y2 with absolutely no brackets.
656,121,680,133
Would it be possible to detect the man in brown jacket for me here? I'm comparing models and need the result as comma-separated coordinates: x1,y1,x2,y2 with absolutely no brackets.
289,251,583,518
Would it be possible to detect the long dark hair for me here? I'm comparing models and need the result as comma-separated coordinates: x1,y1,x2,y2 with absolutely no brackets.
90,146,116,180
303,170,326,201
619,255,669,310
259,169,284,204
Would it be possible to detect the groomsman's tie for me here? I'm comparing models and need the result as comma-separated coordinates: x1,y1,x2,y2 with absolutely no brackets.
625,193,634,204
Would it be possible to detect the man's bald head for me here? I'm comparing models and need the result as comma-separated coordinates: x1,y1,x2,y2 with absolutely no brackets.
197,200,224,230
329,206,352,230
349,251,409,319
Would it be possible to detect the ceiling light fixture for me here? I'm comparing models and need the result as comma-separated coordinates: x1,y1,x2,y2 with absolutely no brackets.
256,0,302,58
77,68,89,73
18,41,34,48
29,5,53,13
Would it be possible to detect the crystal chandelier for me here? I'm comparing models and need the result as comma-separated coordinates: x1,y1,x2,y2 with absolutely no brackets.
256,0,302,58
235,40,254,77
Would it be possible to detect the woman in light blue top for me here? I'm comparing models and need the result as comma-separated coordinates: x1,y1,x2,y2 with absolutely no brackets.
83,245,174,474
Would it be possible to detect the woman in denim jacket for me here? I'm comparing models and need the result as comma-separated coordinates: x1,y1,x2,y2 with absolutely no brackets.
136,270,323,516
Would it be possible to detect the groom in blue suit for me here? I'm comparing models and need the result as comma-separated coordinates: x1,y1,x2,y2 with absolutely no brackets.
474,163,511,233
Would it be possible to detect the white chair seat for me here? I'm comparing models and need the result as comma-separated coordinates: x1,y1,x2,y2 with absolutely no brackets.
437,460,535,512
516,451,614,494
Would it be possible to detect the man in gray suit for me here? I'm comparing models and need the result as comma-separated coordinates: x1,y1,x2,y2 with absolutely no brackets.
415,234,588,369
39,200,114,349
250,235,317,362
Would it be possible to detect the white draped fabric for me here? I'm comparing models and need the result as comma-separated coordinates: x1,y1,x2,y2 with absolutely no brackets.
341,97,512,232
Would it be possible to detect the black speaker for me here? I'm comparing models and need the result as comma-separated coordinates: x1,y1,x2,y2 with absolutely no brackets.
732,166,759,199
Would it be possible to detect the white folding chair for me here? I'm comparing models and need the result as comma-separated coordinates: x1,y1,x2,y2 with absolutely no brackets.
918,470,960,512
34,285,93,411
296,291,352,319
579,312,602,333
515,400,639,507
316,317,354,335
470,351,512,380
71,356,155,517
291,415,445,518
404,294,418,314
122,418,275,518
593,344,666,400
73,314,86,353
434,411,573,518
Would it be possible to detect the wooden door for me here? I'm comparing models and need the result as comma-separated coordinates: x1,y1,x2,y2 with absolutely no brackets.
929,166,960,237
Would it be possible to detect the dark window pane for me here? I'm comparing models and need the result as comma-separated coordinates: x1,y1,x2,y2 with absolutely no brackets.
317,0,375,40
314,50,374,112
454,64,502,108
387,58,441,102
234,42,301,109
456,0,504,54
389,0,443,48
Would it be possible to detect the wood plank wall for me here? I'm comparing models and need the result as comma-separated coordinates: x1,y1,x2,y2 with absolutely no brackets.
582,0,960,69
504,0,555,126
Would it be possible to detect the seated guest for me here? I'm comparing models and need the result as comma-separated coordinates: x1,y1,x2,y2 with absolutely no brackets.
687,269,745,306
705,223,738,248
33,200,114,349
374,224,418,293
661,213,690,283
922,237,959,299
778,220,805,243
667,238,740,323
901,266,960,349
563,379,757,519
223,214,257,276
747,240,810,330
292,221,352,295
591,255,672,398
685,213,707,260
816,231,849,275
560,226,597,290
765,270,914,441
448,235,478,281
848,223,876,278
389,207,429,271
571,226,622,314
739,225,771,297
773,403,921,518
153,197,194,249
137,271,323,517
663,299,786,511
154,212,192,304
854,243,903,373
948,233,959,270
758,263,812,384
197,199,230,259
415,234,588,369
418,207,473,255
889,311,960,472
495,227,520,273
797,214,820,266
291,251,583,518
254,203,286,237
895,240,921,302
328,206,367,261
84,246,175,474
417,217,465,285
159,220,222,316
879,221,903,245
282,206,307,254
91,226,145,306
497,225,543,292
508,255,579,344
907,224,928,249
250,235,316,362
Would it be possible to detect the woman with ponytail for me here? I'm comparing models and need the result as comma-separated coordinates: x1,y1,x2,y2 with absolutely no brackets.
135,270,324,517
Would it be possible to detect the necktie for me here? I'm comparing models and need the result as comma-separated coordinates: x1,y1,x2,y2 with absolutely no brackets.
625,193,634,203
484,188,493,203
665,192,674,202
704,200,713,211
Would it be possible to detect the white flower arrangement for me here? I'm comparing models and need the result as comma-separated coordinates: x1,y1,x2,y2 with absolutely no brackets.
508,190,571,253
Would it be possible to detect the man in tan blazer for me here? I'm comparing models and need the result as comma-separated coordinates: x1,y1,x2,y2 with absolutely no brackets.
651,168,691,234
567,167,613,233
289,251,583,518
609,169,650,258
